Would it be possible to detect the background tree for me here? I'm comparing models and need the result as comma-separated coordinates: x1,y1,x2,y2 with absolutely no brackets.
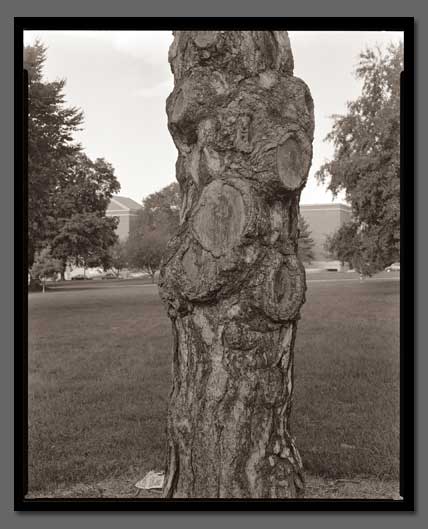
126,183,180,282
325,221,386,276
108,240,129,277
324,222,360,268
297,215,315,264
47,153,121,277
30,247,63,293
25,41,84,267
51,212,119,276
25,42,121,278
316,42,403,273
141,182,181,227
126,227,169,283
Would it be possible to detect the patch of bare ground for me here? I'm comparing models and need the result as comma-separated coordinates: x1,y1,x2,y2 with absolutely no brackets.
26,475,401,500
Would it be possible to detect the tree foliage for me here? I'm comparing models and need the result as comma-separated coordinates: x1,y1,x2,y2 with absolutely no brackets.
108,240,129,277
324,222,359,267
316,42,403,272
25,41,120,272
126,183,180,281
47,153,120,271
139,182,181,229
297,215,315,264
51,212,119,271
325,221,387,275
127,228,170,282
30,247,63,292
25,41,84,266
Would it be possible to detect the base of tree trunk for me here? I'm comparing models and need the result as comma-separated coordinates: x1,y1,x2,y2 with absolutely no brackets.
161,312,304,498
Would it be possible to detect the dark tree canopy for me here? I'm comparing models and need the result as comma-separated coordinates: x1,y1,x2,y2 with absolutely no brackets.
30,247,63,292
25,41,120,272
48,153,121,270
51,212,119,271
25,41,84,265
316,42,403,272
297,215,315,264
324,222,360,268
50,154,120,218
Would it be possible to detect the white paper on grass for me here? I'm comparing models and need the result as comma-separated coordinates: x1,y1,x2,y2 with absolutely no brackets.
135,470,165,490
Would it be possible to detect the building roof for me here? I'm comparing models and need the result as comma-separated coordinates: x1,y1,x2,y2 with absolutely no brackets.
107,196,143,212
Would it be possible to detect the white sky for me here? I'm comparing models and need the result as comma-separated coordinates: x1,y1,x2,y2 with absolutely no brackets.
23,30,403,205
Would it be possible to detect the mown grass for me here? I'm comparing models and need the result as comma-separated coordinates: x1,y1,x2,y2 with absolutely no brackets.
27,275,399,493
294,279,399,480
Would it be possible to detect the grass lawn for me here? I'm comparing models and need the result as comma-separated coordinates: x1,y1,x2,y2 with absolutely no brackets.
27,274,400,495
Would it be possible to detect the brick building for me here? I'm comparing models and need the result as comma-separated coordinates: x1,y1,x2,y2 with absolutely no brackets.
106,196,142,241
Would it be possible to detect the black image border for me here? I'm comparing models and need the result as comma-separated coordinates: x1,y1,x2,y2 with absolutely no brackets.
14,16,415,512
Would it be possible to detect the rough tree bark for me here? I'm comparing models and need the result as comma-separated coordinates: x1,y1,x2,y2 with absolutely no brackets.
159,30,314,498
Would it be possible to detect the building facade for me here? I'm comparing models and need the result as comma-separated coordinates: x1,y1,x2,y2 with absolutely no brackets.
106,196,142,241
300,203,352,268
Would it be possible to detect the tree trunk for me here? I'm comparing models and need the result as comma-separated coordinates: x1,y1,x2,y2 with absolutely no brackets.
60,259,67,281
159,31,314,498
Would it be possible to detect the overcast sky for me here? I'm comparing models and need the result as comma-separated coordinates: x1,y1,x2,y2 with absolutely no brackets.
24,30,403,205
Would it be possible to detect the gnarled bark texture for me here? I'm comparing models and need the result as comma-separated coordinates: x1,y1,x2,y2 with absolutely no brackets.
159,31,314,498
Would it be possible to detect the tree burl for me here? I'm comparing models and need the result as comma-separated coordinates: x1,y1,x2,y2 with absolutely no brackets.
159,30,314,498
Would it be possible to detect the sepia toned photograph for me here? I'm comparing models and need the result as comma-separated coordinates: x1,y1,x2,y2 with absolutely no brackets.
15,19,413,510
